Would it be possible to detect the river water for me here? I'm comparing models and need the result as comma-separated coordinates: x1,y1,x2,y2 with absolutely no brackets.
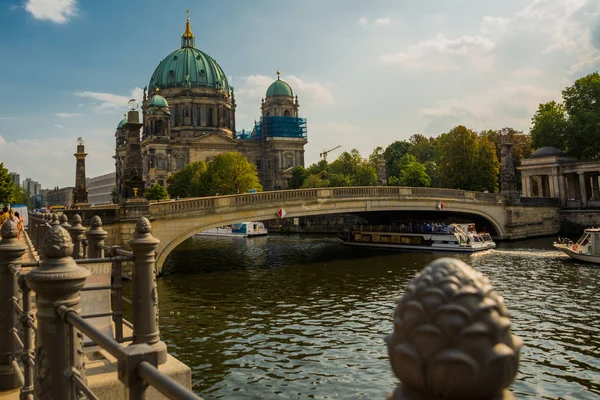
157,234,600,399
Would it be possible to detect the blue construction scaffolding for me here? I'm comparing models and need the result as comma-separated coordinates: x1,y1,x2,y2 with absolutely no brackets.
254,116,307,140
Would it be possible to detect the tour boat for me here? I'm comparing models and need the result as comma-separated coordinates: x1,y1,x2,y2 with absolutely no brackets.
340,223,495,253
196,222,268,238
554,228,600,264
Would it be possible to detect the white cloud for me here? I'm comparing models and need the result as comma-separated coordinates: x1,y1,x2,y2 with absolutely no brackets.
358,17,391,27
24,0,77,24
53,124,64,129
512,68,544,78
381,34,495,72
0,117,20,121
55,112,82,118
236,74,333,106
75,88,143,111
419,83,558,132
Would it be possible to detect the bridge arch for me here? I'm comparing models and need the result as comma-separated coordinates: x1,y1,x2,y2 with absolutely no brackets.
152,192,506,274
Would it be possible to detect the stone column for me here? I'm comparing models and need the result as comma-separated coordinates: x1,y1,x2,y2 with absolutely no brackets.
25,225,90,400
0,220,26,390
558,173,567,205
593,175,600,200
129,217,167,365
85,215,107,259
552,174,560,199
579,173,588,208
525,176,533,197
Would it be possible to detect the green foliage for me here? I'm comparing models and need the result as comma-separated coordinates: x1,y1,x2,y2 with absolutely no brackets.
0,163,14,206
407,134,437,163
10,185,29,207
480,128,532,191
424,161,440,187
435,126,499,192
399,159,431,188
306,160,329,175
530,101,567,150
145,184,169,201
301,173,329,188
167,161,207,198
384,141,411,180
287,166,308,189
198,152,262,196
562,72,600,159
368,146,384,167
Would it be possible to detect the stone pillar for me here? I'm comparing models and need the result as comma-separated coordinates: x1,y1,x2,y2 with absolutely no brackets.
552,174,560,199
85,215,107,259
386,258,522,400
525,176,533,197
579,173,588,208
593,175,600,200
59,214,71,230
25,225,90,399
0,220,26,391
121,109,145,201
129,217,167,365
558,173,567,205
72,138,89,208
50,213,60,226
68,214,86,260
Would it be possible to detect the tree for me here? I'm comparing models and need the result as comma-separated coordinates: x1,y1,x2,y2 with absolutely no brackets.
288,166,308,189
399,160,431,187
0,163,13,206
436,126,499,192
384,140,411,180
329,149,377,186
167,161,207,198
530,101,568,151
145,184,169,201
407,134,436,163
10,185,29,207
110,186,118,204
198,152,262,196
368,146,384,167
306,159,329,175
562,72,600,159
301,172,329,188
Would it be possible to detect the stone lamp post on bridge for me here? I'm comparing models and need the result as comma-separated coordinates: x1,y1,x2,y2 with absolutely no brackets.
121,99,150,219
72,137,89,208
500,128,520,200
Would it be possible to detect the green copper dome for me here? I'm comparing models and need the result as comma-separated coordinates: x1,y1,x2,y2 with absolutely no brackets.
149,47,230,92
266,76,293,98
149,94,169,108
117,117,127,129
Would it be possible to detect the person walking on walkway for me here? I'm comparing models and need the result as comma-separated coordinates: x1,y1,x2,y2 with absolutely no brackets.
15,211,23,239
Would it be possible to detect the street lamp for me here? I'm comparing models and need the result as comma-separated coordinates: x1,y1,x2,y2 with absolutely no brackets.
128,99,139,111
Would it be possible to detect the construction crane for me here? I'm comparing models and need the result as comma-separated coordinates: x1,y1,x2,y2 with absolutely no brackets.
320,145,341,162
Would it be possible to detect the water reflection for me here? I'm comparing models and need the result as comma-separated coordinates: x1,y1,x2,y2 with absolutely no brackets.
158,234,600,399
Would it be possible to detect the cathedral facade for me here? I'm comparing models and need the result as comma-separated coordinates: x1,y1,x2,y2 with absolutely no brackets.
115,15,307,195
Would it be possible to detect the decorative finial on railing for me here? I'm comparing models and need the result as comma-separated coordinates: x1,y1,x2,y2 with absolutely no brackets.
86,215,107,259
41,225,74,259
386,258,522,400
90,215,102,228
59,214,71,229
72,214,82,226
1,218,18,240
135,216,153,236
50,213,60,226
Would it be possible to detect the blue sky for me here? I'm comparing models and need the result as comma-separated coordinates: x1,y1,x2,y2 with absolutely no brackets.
1,0,599,189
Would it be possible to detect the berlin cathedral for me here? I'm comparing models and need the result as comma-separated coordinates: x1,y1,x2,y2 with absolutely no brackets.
114,13,308,194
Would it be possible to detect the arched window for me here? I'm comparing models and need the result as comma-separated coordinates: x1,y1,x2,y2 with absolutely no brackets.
176,154,185,170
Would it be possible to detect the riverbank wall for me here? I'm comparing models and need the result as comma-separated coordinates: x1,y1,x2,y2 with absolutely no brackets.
560,210,600,236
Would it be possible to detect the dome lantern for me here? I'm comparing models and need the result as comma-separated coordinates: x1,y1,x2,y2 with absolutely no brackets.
266,70,294,98
181,10,195,48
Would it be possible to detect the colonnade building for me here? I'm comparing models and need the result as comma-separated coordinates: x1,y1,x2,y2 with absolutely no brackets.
115,14,307,195
519,146,600,209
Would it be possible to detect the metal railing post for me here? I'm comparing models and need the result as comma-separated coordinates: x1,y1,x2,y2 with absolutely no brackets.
68,214,86,260
85,215,107,259
111,246,124,342
25,225,91,400
18,276,34,400
0,219,26,391
129,217,167,365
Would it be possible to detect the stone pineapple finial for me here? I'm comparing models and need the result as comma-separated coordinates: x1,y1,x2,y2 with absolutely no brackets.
386,258,522,400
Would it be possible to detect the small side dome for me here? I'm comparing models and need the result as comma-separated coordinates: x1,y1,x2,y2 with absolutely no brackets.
266,71,293,98
530,146,567,158
117,117,127,129
149,94,169,108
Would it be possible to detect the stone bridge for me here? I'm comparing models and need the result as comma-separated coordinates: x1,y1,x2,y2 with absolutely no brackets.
94,186,561,274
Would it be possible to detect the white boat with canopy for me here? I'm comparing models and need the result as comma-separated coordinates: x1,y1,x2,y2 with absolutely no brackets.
554,228,600,264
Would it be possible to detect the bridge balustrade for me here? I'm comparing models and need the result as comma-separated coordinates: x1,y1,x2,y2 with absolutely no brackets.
4,215,524,399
